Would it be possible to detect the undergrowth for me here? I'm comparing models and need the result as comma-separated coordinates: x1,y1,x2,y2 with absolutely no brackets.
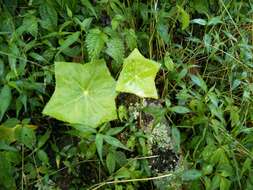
0,0,253,189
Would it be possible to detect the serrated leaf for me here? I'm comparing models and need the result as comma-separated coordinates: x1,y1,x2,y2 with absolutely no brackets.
106,37,124,64
124,29,137,51
42,60,117,127
0,85,12,121
116,49,160,99
86,28,107,60
182,169,202,181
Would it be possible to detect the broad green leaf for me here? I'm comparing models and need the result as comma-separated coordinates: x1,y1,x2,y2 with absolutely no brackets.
0,125,17,143
43,60,117,127
37,150,49,164
106,152,116,174
96,134,104,161
177,6,190,30
0,85,12,121
116,49,160,99
15,126,36,149
182,169,202,181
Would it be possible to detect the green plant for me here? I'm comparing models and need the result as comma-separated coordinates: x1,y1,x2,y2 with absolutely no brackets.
43,48,160,127
0,0,253,189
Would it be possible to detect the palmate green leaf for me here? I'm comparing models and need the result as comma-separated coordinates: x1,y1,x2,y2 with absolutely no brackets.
42,60,117,127
116,49,160,99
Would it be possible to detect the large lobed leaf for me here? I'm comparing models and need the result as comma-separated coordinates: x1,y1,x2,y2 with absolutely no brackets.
43,60,117,127
116,49,160,99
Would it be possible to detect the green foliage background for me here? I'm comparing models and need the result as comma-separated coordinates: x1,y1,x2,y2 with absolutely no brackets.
0,0,253,189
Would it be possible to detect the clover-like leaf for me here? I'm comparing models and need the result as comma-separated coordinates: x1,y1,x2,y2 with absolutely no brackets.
116,49,160,99
43,60,117,127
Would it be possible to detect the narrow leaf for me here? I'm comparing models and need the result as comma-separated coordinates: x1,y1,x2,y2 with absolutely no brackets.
96,134,104,161
170,106,191,114
103,135,128,150
190,75,207,92
172,127,180,152
0,85,12,121
106,152,116,174
58,32,80,52
177,6,190,30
